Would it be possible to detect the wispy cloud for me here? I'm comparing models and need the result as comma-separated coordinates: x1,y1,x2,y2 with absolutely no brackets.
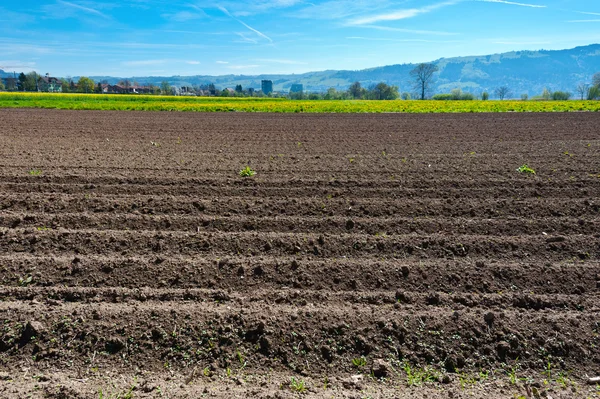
162,10,206,22
356,25,458,36
0,60,37,71
346,36,462,43
122,59,168,67
216,61,229,64
218,6,273,42
57,0,110,18
347,1,461,26
186,60,201,65
255,58,308,65
227,64,260,70
479,0,546,8
567,19,600,23
492,40,552,44
576,11,600,16
210,0,308,17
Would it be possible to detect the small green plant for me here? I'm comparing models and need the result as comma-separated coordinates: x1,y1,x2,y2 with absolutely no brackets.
352,356,367,368
98,382,135,399
507,361,520,385
543,358,552,379
239,166,256,177
18,275,33,287
36,226,51,231
28,169,43,176
402,362,439,387
290,377,307,393
202,366,211,377
555,371,571,388
517,164,536,174
237,349,247,369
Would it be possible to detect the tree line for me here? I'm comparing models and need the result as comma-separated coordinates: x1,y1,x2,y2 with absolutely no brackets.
2,67,599,100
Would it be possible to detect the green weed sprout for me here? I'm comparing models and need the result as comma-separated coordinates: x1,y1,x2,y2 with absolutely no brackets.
290,377,307,393
352,356,367,368
516,164,536,174
239,166,257,177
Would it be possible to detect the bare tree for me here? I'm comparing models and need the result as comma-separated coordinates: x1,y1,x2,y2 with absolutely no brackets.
410,63,438,100
576,83,589,100
494,86,511,100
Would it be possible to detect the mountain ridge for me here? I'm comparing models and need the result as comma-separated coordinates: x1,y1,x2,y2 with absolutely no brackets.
2,44,599,96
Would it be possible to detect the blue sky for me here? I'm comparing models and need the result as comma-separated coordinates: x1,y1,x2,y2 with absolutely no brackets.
1,0,599,77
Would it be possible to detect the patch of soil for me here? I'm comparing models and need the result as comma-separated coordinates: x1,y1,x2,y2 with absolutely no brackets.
0,109,598,398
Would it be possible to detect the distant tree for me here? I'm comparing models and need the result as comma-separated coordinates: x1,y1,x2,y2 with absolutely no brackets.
24,72,38,91
96,82,103,93
289,91,305,100
77,76,95,93
348,81,364,99
324,87,339,100
0,79,4,91
576,83,589,100
5,77,17,91
541,88,551,100
208,83,216,96
587,85,600,100
521,93,528,101
368,82,399,100
235,84,243,93
308,93,321,100
160,81,171,95
17,72,26,91
410,63,438,100
401,92,411,100
119,79,131,92
551,91,571,101
481,91,489,101
593,72,600,88
494,86,511,100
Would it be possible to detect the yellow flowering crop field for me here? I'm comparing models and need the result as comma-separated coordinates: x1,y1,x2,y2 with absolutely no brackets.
1,92,598,113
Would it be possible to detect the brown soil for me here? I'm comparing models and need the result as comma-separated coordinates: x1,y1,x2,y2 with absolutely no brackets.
0,109,599,398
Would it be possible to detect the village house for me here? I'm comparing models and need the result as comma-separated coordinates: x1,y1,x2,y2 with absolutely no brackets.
38,74,62,92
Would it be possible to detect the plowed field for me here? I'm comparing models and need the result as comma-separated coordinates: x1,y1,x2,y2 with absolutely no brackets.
0,109,599,398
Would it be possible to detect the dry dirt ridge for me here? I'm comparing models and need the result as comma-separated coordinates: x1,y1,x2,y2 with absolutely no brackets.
0,109,599,398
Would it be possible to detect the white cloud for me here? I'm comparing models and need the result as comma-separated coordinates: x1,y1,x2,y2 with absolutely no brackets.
161,11,206,22
347,1,461,25
255,58,308,65
567,19,600,23
576,11,600,16
186,60,201,65
122,59,168,66
216,61,229,64
227,64,260,69
56,0,110,18
346,36,462,43
479,0,546,8
356,25,458,36
219,6,273,43
0,60,37,71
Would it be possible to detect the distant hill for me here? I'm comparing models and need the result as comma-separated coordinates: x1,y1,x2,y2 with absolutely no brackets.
87,44,599,97
9,44,600,96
